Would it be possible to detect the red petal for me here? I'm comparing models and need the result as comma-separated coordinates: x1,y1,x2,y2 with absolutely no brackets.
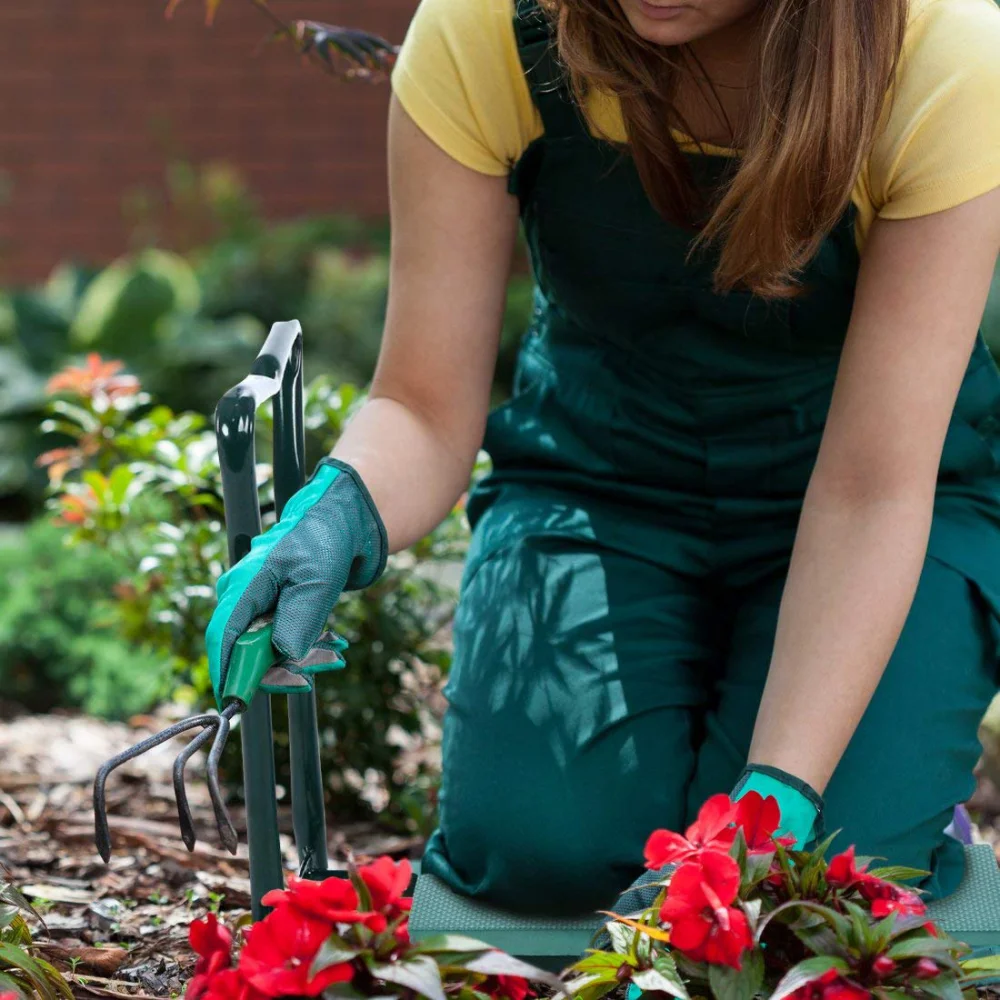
645,829,696,868
668,914,712,952
688,794,737,845
735,792,780,850
697,850,741,907
303,961,354,996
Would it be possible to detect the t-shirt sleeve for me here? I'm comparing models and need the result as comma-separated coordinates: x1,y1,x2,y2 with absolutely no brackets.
870,0,1000,220
391,0,540,176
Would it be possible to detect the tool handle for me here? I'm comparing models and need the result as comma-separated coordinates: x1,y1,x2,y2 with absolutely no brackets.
222,616,310,706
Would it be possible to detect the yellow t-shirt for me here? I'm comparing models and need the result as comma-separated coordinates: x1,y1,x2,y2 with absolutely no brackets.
391,0,1000,251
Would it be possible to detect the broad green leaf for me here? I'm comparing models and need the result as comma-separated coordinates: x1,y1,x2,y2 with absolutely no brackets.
886,936,961,964
463,951,565,992
631,954,690,1000
0,906,19,930
310,935,360,977
960,954,1000,974
570,951,629,975
708,950,763,1000
769,956,850,1000
607,920,637,957
562,971,621,1000
369,956,445,1000
918,974,965,1000
412,934,494,955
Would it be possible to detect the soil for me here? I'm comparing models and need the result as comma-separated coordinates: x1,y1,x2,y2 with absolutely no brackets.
0,708,421,998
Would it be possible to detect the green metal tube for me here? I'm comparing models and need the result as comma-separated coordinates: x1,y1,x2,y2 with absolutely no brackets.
272,335,329,877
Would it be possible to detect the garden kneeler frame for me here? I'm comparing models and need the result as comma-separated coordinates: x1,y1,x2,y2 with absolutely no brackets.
95,320,1000,968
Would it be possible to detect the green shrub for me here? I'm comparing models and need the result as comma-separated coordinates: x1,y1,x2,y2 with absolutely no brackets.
0,519,174,719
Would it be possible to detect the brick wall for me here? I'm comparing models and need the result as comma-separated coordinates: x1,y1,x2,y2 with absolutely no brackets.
0,0,416,283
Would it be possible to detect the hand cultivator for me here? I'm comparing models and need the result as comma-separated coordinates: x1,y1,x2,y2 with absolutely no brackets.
93,613,343,861
93,321,1000,969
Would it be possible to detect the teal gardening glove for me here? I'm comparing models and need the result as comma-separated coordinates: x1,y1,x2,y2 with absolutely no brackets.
732,763,823,849
603,765,822,931
206,457,388,705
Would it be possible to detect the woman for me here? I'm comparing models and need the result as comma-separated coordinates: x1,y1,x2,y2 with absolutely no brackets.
207,0,1000,915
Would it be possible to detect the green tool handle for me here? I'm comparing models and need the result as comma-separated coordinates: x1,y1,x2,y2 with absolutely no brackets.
222,616,313,707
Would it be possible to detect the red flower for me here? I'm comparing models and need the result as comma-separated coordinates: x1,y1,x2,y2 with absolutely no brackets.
358,856,414,928
645,795,738,869
487,975,536,1000
203,969,269,1000
914,959,940,980
186,914,234,999
734,792,784,854
261,876,365,925
239,905,353,997
858,880,926,920
826,847,870,891
788,969,871,1000
658,850,751,969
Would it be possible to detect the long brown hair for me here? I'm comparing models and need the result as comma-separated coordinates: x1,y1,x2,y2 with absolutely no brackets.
540,0,907,297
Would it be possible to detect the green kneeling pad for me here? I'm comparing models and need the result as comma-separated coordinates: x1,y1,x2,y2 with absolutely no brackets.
408,844,1000,970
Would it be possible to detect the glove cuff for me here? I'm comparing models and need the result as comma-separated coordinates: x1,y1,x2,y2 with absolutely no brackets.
733,764,824,847
314,457,389,589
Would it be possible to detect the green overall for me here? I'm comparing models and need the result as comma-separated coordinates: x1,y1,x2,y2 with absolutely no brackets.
422,0,1000,916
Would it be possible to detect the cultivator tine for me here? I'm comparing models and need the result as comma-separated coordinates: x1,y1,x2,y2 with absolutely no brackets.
206,702,242,855
173,717,223,851
94,706,246,862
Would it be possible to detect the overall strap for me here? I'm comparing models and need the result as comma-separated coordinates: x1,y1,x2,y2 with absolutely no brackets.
512,0,585,139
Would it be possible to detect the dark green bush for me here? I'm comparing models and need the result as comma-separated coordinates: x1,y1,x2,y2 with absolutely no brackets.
0,519,175,718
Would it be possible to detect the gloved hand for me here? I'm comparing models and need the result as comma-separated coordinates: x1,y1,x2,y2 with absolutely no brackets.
206,457,387,706
732,763,823,849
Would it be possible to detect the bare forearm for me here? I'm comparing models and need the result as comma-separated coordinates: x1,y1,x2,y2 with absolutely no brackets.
748,483,934,793
332,395,479,553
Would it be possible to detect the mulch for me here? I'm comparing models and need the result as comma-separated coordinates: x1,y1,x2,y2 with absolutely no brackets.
0,709,420,997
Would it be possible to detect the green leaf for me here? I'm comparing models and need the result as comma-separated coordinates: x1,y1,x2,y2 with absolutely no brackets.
769,956,851,1000
569,951,629,975
463,951,565,992
793,923,849,960
369,956,446,1000
108,463,135,505
960,954,1000,974
411,934,493,955
919,974,965,1000
866,866,930,883
0,906,19,931
708,950,763,1000
309,935,359,978
886,936,962,964
0,972,25,998
607,919,637,957
562,971,622,1000
0,943,58,1000
632,954,690,1000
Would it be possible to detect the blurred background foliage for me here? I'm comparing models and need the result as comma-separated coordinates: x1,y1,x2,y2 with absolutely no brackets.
0,160,530,829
